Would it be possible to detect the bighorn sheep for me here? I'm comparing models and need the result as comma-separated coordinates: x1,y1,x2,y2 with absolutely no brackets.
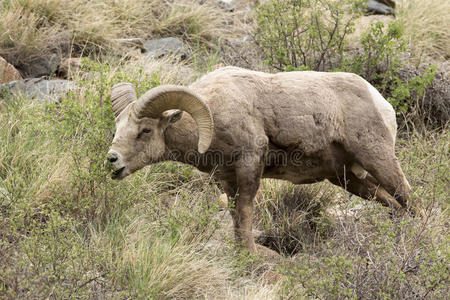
107,66,414,254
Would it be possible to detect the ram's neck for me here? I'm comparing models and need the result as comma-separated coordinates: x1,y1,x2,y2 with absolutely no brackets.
163,114,200,163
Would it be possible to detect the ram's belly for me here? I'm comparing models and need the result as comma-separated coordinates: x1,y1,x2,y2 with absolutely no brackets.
262,152,334,184
262,166,329,184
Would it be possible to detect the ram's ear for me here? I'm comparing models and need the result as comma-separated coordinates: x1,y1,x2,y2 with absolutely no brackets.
161,109,183,125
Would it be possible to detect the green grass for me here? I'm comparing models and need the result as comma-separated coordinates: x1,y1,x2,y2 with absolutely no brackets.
397,0,450,61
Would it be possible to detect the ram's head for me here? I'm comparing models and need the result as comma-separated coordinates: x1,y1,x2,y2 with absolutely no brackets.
106,83,213,179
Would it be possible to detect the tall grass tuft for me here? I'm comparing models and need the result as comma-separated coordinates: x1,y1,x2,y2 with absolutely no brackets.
397,0,450,61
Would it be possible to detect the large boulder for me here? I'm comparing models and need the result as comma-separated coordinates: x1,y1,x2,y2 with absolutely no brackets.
143,37,190,60
366,0,396,16
0,78,77,102
0,56,22,84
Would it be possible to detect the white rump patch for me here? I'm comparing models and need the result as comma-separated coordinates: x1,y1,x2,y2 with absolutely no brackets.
364,80,397,144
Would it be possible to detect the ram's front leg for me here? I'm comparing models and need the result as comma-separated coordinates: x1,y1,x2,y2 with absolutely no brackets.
233,188,259,253
220,159,263,253
221,178,258,253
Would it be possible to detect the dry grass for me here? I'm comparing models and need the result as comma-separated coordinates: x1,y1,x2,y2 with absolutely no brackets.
0,0,229,72
255,180,335,255
96,215,231,299
397,0,450,61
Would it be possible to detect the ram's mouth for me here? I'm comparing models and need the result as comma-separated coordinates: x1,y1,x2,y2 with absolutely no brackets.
111,167,126,180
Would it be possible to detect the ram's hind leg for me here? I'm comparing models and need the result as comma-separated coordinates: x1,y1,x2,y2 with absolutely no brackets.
350,142,429,217
329,172,403,210
355,150,410,209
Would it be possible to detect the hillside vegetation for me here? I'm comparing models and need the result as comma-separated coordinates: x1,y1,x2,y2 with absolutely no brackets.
1,0,449,299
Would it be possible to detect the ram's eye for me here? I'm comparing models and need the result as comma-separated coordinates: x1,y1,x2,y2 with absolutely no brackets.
137,128,152,139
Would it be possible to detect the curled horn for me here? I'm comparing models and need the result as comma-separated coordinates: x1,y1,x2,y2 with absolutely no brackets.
134,85,214,154
111,82,137,118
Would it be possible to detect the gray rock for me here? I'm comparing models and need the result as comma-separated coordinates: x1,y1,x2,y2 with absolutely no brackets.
20,54,61,78
0,78,77,102
366,0,395,16
143,37,189,60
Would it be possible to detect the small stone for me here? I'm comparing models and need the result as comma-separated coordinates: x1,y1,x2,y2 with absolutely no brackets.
0,56,22,84
143,37,190,60
0,187,8,199
218,0,237,12
218,193,228,209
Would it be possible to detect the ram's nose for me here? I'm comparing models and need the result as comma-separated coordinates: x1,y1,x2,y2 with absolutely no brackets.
106,151,119,163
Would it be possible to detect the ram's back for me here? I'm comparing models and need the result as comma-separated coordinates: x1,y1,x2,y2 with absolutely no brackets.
190,67,395,154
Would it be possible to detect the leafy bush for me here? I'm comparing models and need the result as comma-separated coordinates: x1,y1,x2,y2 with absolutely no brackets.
254,0,365,71
342,21,437,115
280,204,449,299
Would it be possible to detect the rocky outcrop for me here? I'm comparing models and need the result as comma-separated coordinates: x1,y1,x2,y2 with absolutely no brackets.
143,37,190,60
0,78,77,102
0,56,22,84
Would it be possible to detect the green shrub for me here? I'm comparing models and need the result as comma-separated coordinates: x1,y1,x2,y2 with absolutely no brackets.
254,0,365,71
342,21,437,114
